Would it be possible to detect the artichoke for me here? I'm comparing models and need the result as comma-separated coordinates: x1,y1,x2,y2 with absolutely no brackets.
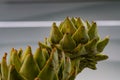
0,17,109,80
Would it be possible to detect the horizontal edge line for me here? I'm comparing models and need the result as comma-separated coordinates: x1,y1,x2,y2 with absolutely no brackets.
0,20,120,28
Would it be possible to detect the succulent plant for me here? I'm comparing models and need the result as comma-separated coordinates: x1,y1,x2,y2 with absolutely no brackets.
0,17,109,80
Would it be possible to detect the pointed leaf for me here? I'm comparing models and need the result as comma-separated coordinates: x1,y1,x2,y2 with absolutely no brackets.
34,47,46,70
60,33,76,51
49,22,63,44
75,17,86,28
60,17,76,35
21,46,32,63
20,53,40,80
1,53,8,80
97,36,109,52
88,22,100,40
38,49,56,80
10,49,21,72
95,54,108,61
8,65,25,80
72,26,89,44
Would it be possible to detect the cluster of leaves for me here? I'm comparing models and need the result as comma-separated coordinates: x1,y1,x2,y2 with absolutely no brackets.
0,17,109,80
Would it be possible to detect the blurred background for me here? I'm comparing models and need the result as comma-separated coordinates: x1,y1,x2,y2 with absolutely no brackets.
0,0,120,80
